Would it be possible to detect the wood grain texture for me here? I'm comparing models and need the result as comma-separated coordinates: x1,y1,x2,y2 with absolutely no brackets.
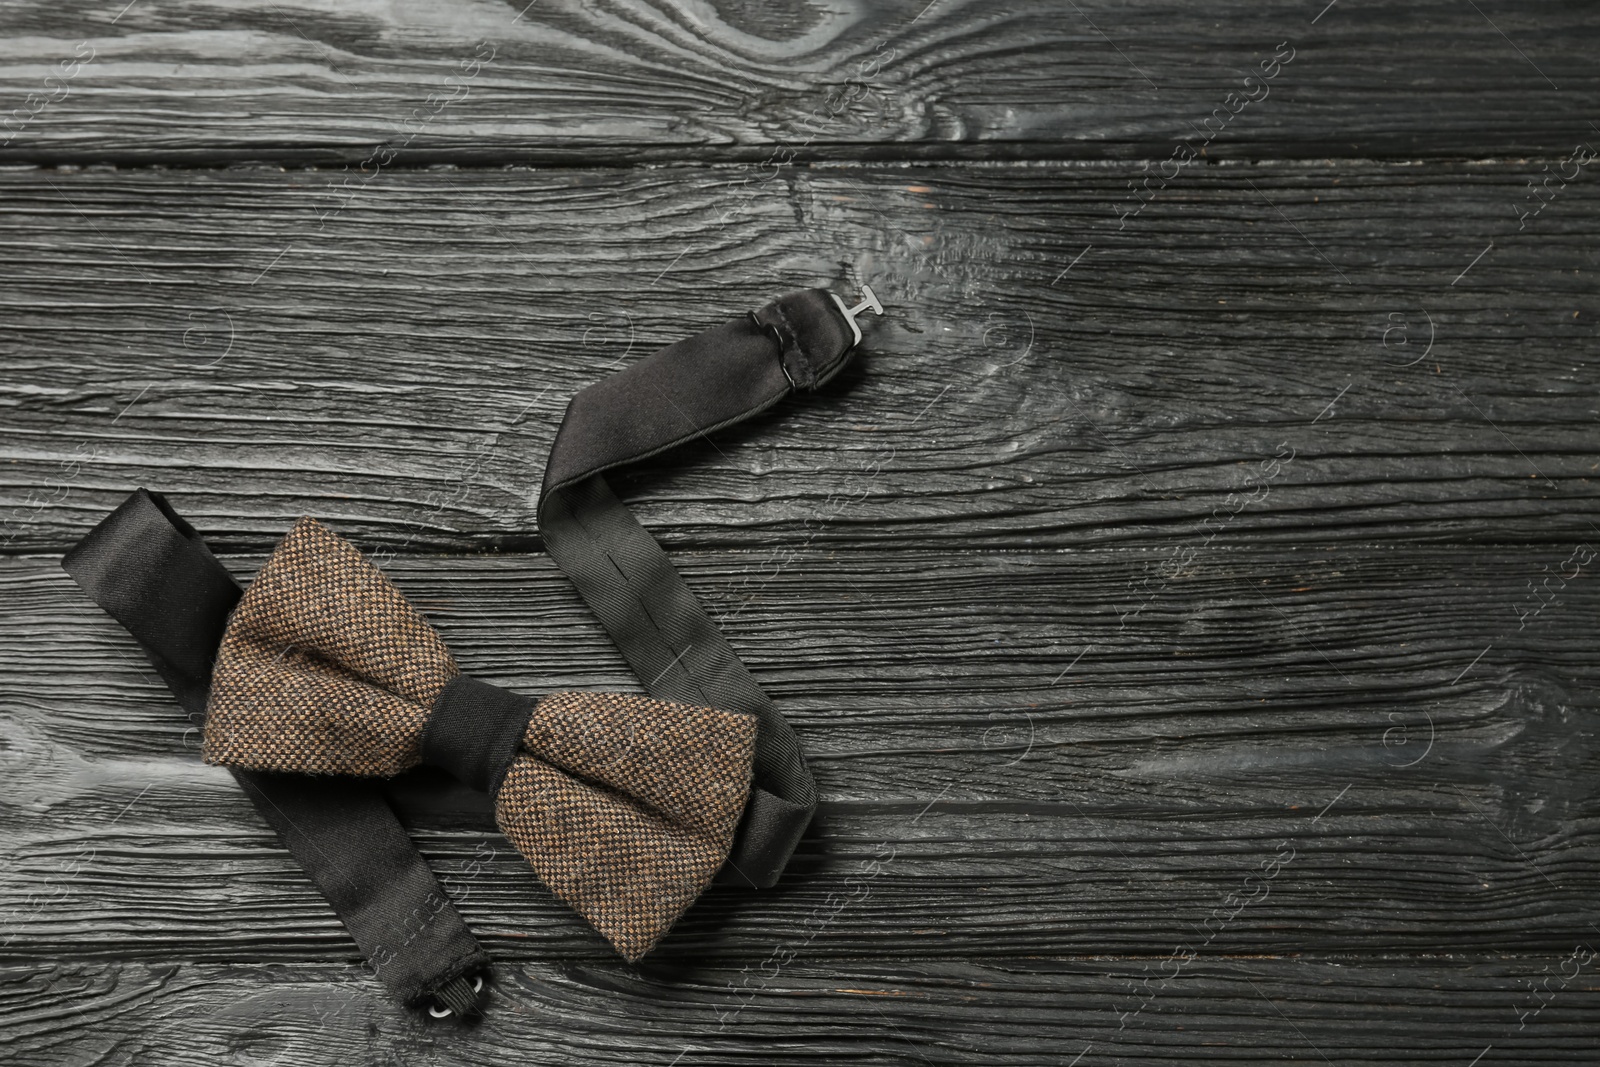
5,956,1600,1066
1,161,1596,554
4,543,1597,962
0,0,1596,164
4,1,1600,1058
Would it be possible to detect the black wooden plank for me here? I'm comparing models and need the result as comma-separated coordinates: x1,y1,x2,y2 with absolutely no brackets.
1,7,1598,1055
0,1,1595,163
1,161,1596,554
4,955,1598,1065
4,542,1597,959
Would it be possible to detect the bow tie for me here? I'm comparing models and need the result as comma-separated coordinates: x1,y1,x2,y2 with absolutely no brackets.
201,515,756,961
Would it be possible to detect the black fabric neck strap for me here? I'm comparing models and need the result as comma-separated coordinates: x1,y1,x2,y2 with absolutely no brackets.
538,287,871,888
62,489,490,1013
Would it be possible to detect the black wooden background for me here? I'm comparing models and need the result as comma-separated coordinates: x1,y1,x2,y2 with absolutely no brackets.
2,1,1599,1063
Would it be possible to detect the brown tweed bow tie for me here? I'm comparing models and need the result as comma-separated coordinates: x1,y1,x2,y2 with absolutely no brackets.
202,516,756,961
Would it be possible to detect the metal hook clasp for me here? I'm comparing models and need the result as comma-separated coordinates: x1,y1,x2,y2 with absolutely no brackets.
427,974,485,1019
829,283,884,348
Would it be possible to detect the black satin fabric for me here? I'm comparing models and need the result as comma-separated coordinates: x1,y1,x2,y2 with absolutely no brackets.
539,289,857,888
422,675,536,795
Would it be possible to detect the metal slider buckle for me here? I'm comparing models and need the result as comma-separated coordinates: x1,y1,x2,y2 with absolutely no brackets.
829,284,884,348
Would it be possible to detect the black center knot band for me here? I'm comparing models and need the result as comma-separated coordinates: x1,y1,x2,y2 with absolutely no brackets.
422,675,536,794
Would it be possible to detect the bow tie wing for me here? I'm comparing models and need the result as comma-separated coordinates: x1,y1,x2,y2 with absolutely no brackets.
496,691,757,961
203,516,459,775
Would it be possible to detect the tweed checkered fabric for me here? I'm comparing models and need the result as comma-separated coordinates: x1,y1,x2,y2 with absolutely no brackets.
501,691,755,960
203,517,756,960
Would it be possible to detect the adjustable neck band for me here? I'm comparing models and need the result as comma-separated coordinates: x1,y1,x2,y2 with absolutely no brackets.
538,286,881,887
